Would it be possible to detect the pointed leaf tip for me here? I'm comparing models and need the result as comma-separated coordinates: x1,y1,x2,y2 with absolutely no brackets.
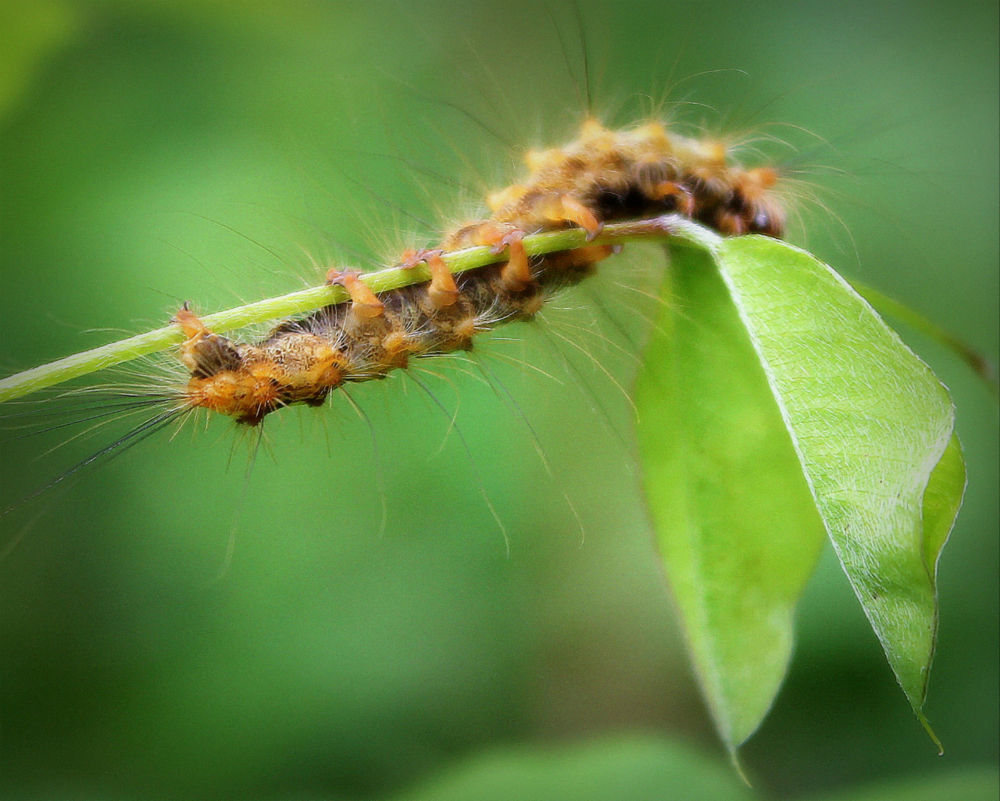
636,243,825,751
714,236,963,729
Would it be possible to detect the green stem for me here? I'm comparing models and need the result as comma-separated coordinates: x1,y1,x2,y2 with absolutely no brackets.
0,215,717,403
850,280,998,396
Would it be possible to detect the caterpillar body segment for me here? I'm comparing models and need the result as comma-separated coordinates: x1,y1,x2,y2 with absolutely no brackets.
174,305,348,426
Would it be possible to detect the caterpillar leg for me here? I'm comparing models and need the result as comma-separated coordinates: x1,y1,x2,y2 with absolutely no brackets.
172,303,210,374
399,248,460,309
533,193,603,240
326,268,384,319
445,222,533,292
173,302,209,339
171,303,241,377
476,225,532,292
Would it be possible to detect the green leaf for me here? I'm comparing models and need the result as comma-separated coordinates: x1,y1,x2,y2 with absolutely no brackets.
634,242,827,753
390,735,758,801
795,767,999,801
714,236,962,733
635,233,964,753
921,434,965,578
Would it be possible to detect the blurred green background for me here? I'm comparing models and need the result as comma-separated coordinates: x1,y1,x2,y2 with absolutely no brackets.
1,1,996,799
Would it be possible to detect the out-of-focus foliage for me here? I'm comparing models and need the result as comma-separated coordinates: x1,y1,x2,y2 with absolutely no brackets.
0,1,996,799
391,738,998,801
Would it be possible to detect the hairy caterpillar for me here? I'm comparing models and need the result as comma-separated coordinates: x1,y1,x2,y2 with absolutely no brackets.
171,119,784,427
0,2,996,800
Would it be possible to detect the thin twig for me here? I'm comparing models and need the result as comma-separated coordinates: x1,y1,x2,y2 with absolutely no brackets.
0,216,719,403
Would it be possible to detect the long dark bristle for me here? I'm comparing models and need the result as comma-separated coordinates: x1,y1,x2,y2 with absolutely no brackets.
1,398,178,441
3,405,189,515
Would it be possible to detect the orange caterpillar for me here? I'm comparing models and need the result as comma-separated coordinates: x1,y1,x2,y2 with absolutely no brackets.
174,119,785,426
